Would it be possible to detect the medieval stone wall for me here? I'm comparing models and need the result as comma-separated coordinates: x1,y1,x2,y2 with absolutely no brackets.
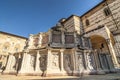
81,0,120,33
0,32,27,55
0,32,27,70
63,15,81,34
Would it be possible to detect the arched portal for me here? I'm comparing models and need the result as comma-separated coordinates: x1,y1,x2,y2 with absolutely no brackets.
90,35,109,53
90,35,114,71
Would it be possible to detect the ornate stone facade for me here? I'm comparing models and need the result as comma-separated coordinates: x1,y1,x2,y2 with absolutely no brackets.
0,31,27,72
1,0,120,77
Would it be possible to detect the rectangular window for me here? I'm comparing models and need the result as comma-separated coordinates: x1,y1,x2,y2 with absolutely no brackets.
65,35,74,44
52,34,61,43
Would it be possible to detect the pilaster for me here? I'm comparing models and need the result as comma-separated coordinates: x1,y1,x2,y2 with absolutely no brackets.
106,39,120,68
60,49,64,71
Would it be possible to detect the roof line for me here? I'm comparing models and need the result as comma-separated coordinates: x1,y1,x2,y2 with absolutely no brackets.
81,0,105,17
0,31,28,39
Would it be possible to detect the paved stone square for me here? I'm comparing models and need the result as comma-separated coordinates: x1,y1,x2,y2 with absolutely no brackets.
0,73,120,80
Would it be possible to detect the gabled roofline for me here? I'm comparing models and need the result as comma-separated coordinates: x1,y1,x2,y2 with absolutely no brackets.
0,31,28,39
62,14,80,24
81,0,105,17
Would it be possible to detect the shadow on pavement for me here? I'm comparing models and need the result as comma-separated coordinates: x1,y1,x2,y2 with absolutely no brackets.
27,78,80,80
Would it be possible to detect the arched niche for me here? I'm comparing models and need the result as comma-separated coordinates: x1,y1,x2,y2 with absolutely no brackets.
90,35,109,54
14,44,21,52
2,42,11,53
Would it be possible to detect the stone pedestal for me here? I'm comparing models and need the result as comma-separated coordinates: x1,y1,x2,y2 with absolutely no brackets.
3,55,17,74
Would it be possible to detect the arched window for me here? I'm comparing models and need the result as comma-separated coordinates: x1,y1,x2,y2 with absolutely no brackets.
2,42,10,52
86,19,90,26
104,8,111,16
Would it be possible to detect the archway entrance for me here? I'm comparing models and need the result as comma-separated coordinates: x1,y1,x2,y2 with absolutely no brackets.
90,35,114,71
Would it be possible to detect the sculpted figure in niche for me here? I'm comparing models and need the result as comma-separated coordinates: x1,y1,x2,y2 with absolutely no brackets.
39,55,47,71
52,54,59,67
77,54,84,71
28,34,33,47
64,54,71,71
30,55,35,69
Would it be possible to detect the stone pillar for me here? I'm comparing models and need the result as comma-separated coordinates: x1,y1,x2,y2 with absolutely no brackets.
46,49,52,75
106,39,119,68
28,34,33,48
38,33,42,47
60,49,64,71
105,26,119,68
74,32,77,44
18,52,28,74
3,55,11,71
3,54,16,74
48,30,52,44
35,50,41,73
88,38,92,49
62,32,65,45
72,49,77,75
94,50,105,74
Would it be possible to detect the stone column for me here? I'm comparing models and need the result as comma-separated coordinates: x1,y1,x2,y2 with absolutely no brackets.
35,50,41,73
72,49,77,75
74,32,77,45
3,54,13,73
46,49,52,75
105,26,119,68
28,34,33,48
38,33,42,47
88,38,92,49
106,39,119,68
48,30,52,44
62,31,65,45
60,49,64,71
18,52,28,74
94,50,105,74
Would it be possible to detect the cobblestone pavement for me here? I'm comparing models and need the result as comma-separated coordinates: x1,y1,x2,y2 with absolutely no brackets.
0,73,120,80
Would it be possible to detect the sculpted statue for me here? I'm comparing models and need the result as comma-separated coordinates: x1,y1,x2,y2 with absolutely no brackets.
64,54,71,71
52,54,59,67
30,55,35,69
39,55,47,71
77,54,84,71
28,34,34,47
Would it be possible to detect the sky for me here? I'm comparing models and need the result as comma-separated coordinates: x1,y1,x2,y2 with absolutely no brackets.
0,0,103,37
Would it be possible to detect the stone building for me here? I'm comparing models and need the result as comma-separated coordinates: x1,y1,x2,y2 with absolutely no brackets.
0,31,27,72
1,0,120,76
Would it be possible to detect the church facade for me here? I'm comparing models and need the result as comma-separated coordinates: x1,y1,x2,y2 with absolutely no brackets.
0,0,120,76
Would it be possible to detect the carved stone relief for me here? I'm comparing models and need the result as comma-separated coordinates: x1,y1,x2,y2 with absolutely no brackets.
86,53,95,70
39,54,47,71
30,55,36,70
41,34,49,47
10,55,16,71
64,54,72,71
84,37,90,48
28,34,33,47
77,53,84,71
51,53,59,69
33,38,39,47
